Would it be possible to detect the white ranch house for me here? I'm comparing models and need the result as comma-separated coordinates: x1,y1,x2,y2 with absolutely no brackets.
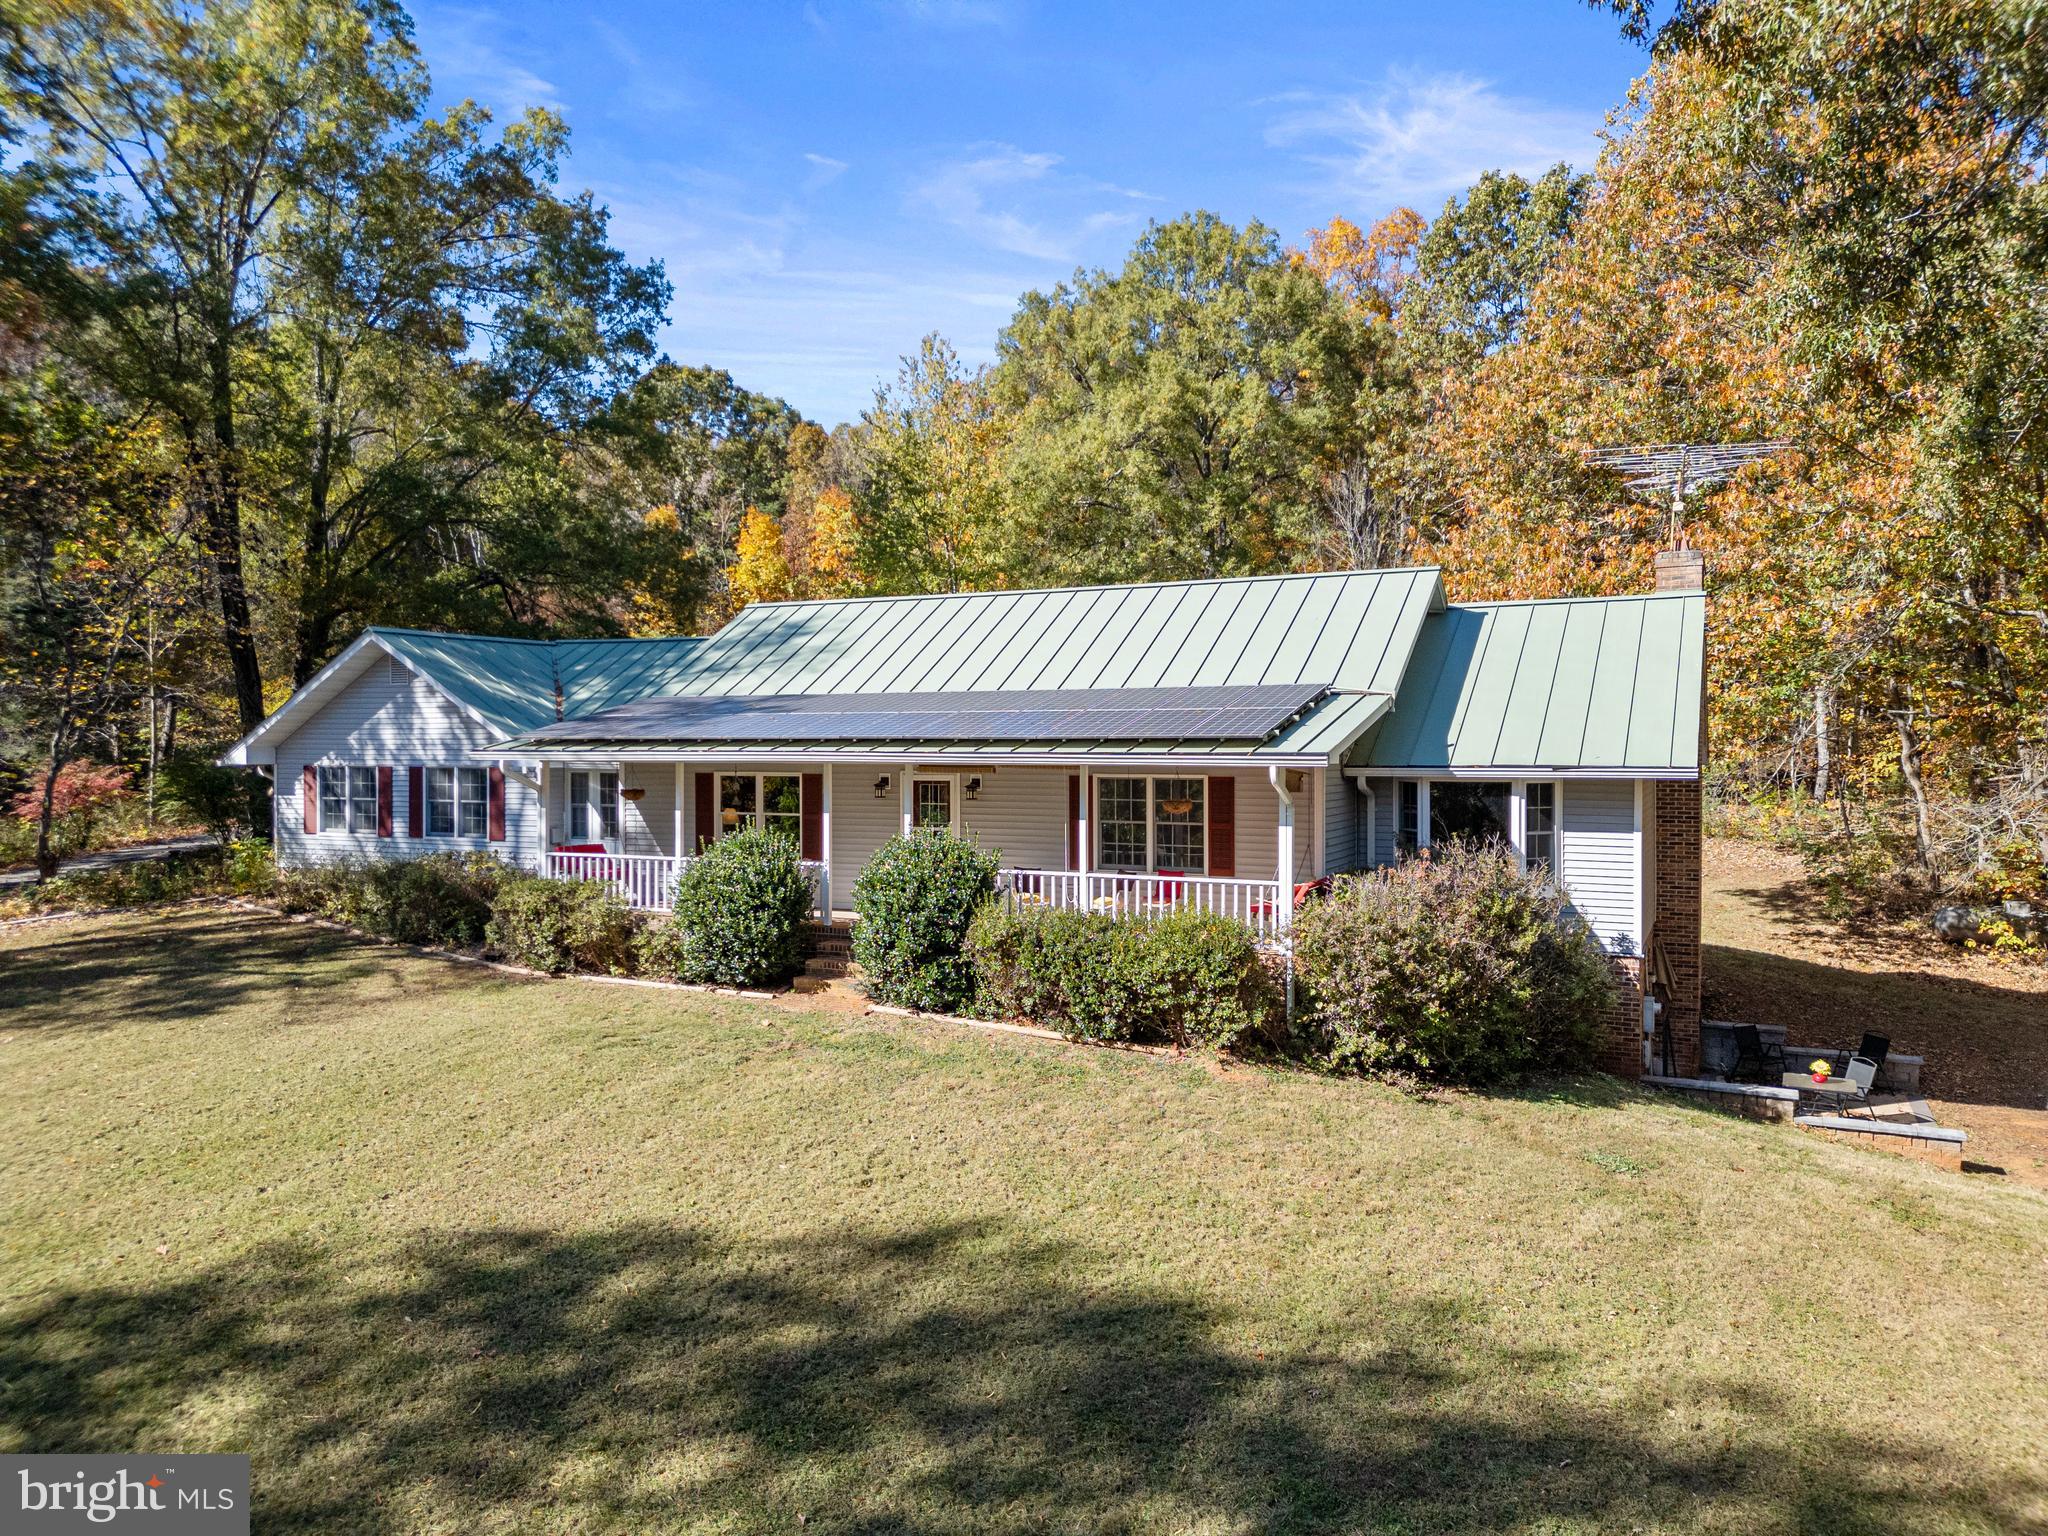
223,558,1710,1077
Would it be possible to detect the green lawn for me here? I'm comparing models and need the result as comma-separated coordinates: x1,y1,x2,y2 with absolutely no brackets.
2,910,2045,1534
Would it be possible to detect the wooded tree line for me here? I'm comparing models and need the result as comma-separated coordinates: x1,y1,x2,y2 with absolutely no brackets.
3,0,2043,899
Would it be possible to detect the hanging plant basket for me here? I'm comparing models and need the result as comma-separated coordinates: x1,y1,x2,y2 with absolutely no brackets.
1160,797,1194,817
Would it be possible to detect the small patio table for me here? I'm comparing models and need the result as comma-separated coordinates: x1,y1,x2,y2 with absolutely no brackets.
1781,1072,1867,1112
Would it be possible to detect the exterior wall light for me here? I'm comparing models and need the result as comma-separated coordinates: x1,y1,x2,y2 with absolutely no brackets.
965,776,982,800
874,775,891,798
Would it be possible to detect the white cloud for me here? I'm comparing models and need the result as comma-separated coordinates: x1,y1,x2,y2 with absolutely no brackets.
911,143,1149,261
802,152,850,191
412,6,563,117
1264,69,1600,212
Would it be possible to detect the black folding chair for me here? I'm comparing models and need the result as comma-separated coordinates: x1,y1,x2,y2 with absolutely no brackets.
1728,1024,1785,1084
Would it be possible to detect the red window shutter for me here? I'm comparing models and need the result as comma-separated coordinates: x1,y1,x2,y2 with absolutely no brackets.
800,772,824,860
407,766,424,838
1207,775,1235,877
694,771,714,853
303,765,317,834
1067,775,1079,870
376,767,394,837
487,766,506,842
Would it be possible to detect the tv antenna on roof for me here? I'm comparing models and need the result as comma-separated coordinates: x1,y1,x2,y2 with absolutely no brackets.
1585,441,1790,542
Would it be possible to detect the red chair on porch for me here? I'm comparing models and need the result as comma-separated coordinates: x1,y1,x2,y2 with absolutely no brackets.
1154,870,1186,907
1249,879,1331,928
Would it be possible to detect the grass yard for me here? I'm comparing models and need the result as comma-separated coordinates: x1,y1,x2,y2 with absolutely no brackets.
2,909,2046,1534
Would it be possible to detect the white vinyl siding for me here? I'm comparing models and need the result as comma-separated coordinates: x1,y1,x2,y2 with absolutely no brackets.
1322,767,1362,874
1558,778,1641,955
824,766,900,882
270,652,539,869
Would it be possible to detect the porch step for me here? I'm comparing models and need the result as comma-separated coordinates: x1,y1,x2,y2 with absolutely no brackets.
803,922,854,959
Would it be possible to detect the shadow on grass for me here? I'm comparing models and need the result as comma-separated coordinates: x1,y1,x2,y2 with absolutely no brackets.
0,912,492,1034
1,1220,2033,1533
1704,941,2048,1112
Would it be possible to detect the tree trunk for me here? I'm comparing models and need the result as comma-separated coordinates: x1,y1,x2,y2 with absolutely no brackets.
1813,682,1833,800
33,732,67,881
1891,704,1936,883
196,339,266,732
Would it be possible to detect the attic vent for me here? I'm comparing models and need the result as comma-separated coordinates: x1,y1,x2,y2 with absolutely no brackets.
388,656,408,688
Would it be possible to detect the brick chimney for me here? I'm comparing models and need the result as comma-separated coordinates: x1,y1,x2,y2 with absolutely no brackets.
1653,539,1706,592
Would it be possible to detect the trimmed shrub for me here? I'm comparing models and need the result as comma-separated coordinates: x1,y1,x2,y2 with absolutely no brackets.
851,829,1000,1012
276,853,504,948
486,872,635,975
967,903,1281,1049
637,826,812,986
1291,841,1615,1085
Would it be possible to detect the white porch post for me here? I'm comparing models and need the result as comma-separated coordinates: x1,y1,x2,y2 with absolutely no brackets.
673,762,686,876
1270,766,1296,1022
900,763,914,837
536,762,548,871
820,766,834,919
1416,779,1432,850
1077,768,1092,903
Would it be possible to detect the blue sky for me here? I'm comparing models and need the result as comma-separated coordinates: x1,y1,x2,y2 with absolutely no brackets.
411,0,1646,427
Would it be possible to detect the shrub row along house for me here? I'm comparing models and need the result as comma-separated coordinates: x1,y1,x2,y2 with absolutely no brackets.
221,553,1708,1077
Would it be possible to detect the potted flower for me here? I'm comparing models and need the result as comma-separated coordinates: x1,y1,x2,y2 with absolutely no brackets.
1808,1058,1833,1085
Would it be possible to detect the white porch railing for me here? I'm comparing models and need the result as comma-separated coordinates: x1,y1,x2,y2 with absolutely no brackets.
542,850,829,918
999,868,1287,940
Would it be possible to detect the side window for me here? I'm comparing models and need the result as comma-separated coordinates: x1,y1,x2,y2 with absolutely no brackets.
458,768,489,837
426,768,456,836
318,766,346,832
567,770,590,841
1397,781,1419,855
1525,782,1557,871
1096,777,1148,869
598,771,620,840
347,766,378,833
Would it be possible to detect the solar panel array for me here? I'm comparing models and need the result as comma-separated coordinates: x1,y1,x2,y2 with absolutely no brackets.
520,681,1333,747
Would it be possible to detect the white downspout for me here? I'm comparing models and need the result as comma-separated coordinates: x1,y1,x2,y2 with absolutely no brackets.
1270,766,1296,1024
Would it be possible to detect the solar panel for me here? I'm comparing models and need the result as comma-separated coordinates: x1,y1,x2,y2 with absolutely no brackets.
520,682,1333,747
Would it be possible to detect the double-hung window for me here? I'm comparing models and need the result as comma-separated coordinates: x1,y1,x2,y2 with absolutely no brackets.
1397,781,1420,855
1094,776,1206,873
565,769,615,842
319,767,347,832
425,768,456,836
458,768,490,837
1524,782,1557,871
317,765,377,834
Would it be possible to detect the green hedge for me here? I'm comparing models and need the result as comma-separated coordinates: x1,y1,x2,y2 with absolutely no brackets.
484,873,634,975
1291,841,1615,1085
850,829,1000,1012
276,851,503,948
638,826,812,986
967,903,1281,1050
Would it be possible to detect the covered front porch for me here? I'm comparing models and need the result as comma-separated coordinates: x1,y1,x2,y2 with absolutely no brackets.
528,757,1317,942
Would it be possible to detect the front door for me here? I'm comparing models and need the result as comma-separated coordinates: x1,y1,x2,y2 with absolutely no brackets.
912,776,957,832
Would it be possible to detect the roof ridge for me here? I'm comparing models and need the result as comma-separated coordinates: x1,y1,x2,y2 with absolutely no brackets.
726,565,1444,613
1449,591,1702,610
366,625,555,646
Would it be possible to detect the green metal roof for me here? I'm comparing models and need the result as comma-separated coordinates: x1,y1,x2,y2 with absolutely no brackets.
1355,592,1705,773
368,629,707,737
653,567,1444,700
240,571,1705,776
